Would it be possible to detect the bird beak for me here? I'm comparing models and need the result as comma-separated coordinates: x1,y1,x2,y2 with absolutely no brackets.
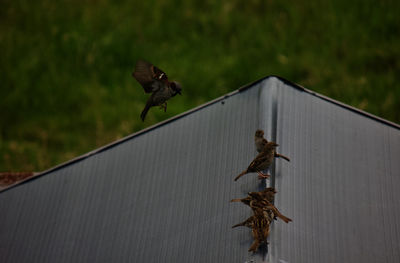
178,90,182,95
274,143,279,146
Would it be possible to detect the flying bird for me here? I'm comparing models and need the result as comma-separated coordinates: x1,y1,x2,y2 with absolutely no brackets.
132,59,182,121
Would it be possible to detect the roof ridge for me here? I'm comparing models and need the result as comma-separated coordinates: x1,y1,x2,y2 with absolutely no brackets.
1,75,398,193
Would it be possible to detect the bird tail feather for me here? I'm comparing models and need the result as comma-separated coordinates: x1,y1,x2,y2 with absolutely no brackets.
234,170,247,181
232,222,246,228
248,240,260,252
270,206,292,223
276,153,290,162
140,103,151,121
278,214,292,223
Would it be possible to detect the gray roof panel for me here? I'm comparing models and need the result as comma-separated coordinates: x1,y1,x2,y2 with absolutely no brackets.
1,77,399,262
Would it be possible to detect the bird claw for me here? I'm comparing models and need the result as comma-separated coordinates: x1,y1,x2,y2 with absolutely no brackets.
158,102,167,112
257,172,270,179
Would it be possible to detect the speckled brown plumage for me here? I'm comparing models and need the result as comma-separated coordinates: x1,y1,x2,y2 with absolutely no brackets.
255,129,290,162
234,141,278,181
231,188,292,252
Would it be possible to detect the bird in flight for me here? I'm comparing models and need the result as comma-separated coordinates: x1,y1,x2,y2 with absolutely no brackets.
132,59,182,121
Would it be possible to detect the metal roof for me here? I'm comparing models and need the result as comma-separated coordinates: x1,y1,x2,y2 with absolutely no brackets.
1,76,399,262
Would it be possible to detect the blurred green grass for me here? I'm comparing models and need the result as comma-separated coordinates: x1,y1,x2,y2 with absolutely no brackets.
1,0,399,171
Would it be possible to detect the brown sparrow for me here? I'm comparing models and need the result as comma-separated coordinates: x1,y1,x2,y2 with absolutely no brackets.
255,129,268,153
231,189,292,224
132,59,182,121
233,208,272,252
248,193,292,223
249,208,272,252
249,187,276,203
255,129,290,162
231,188,276,205
234,141,279,181
231,189,292,252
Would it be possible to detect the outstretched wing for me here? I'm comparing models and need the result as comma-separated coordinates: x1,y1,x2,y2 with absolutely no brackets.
132,59,168,93
151,64,168,81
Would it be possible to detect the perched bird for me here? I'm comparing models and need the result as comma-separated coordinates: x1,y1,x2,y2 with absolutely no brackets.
249,209,272,252
132,59,182,121
254,129,290,162
248,193,292,224
234,141,279,181
231,188,276,208
249,187,277,203
261,187,277,203
255,129,268,153
231,189,292,224
231,189,292,252
232,208,272,252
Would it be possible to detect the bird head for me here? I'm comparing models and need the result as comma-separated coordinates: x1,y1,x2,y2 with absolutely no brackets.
265,187,277,194
248,191,262,199
255,129,264,138
170,81,182,96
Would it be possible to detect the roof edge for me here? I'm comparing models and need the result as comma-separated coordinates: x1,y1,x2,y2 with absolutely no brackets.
1,75,398,193
267,76,400,130
0,82,242,193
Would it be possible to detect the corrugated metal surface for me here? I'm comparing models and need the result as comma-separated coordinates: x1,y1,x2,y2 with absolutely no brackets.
269,80,400,263
1,77,399,263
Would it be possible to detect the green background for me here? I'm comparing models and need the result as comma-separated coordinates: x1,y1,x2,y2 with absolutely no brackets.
1,0,399,171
